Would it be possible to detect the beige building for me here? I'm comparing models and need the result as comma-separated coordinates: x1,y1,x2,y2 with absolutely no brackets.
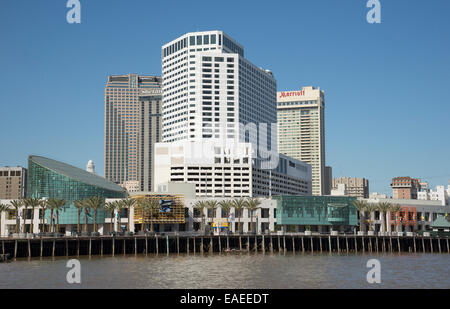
0,166,27,199
333,177,369,198
277,86,326,195
104,74,162,192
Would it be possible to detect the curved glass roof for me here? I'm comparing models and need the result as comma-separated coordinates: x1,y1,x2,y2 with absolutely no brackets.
29,155,126,193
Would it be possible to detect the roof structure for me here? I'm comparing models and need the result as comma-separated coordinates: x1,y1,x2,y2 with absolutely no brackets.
29,155,125,193
430,215,450,228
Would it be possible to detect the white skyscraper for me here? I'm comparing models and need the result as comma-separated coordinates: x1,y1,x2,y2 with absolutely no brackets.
155,31,312,197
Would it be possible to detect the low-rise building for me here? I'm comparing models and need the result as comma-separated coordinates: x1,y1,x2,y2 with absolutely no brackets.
332,177,369,198
0,166,27,199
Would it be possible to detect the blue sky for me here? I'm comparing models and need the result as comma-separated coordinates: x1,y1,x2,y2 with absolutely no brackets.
0,0,449,195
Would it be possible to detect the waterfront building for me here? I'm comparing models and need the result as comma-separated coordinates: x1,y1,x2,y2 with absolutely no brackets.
25,155,126,234
104,74,162,192
154,140,312,197
0,166,27,200
331,183,347,196
363,197,450,233
272,196,358,233
391,176,421,199
277,86,326,196
156,31,311,196
332,177,369,198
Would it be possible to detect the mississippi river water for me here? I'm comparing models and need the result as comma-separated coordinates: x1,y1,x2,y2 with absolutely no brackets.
0,252,448,289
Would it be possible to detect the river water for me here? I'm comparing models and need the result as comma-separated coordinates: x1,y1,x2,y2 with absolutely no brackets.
0,252,448,289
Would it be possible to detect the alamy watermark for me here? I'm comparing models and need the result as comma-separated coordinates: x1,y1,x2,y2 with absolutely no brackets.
66,0,81,24
66,259,81,284
366,0,381,24
366,259,381,284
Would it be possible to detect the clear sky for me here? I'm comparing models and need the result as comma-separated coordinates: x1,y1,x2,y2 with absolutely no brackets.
1,0,449,195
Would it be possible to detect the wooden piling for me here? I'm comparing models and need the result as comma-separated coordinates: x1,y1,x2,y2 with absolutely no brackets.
337,237,340,253
156,235,159,254
346,237,349,253
239,236,242,251
166,235,169,255
447,238,449,253
375,237,379,253
193,237,196,253
438,237,441,253
145,235,148,255
362,237,365,252
310,237,314,253
177,236,180,254
1,240,4,255
200,237,203,254
262,235,266,253
209,237,213,253
40,238,43,258
187,237,190,254
283,236,286,253
89,238,92,257
227,236,230,251
291,236,295,253
255,236,258,252
269,236,273,253
355,237,358,252
134,237,137,255
27,239,31,258
320,237,323,253
390,237,393,253
111,237,114,256
430,237,433,253
66,238,69,257
328,236,331,253
277,236,281,253
218,236,222,252
413,237,416,253
14,240,17,258
422,237,425,253
397,237,400,252
101,238,103,256
52,239,55,257
301,237,305,253
248,236,251,252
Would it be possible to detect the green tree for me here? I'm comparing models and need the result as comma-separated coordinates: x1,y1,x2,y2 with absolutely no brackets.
218,200,232,233
24,197,42,234
10,200,23,233
104,201,117,234
364,203,378,232
73,200,85,234
390,204,402,232
232,198,246,234
352,200,368,232
206,200,219,230
121,198,135,232
193,200,207,232
46,198,66,233
85,197,105,233
377,202,392,233
245,198,261,234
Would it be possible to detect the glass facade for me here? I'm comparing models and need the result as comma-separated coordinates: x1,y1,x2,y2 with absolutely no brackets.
27,156,126,225
272,196,358,226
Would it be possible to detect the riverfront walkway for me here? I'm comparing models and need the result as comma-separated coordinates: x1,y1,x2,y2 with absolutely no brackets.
1,233,449,259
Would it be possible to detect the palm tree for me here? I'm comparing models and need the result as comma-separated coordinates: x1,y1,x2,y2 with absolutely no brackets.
352,200,368,232
146,198,160,233
104,201,117,234
0,203,8,237
73,200,85,234
218,200,232,233
390,204,402,232
10,200,23,233
364,203,378,232
377,202,391,233
46,198,66,233
193,200,207,232
121,198,135,232
206,200,219,230
135,198,148,232
21,198,28,233
85,197,105,233
245,197,262,234
82,199,91,233
232,198,246,234
24,197,42,234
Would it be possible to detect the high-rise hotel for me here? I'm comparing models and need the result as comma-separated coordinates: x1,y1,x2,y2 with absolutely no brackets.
155,31,312,197
277,86,326,195
104,74,162,192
